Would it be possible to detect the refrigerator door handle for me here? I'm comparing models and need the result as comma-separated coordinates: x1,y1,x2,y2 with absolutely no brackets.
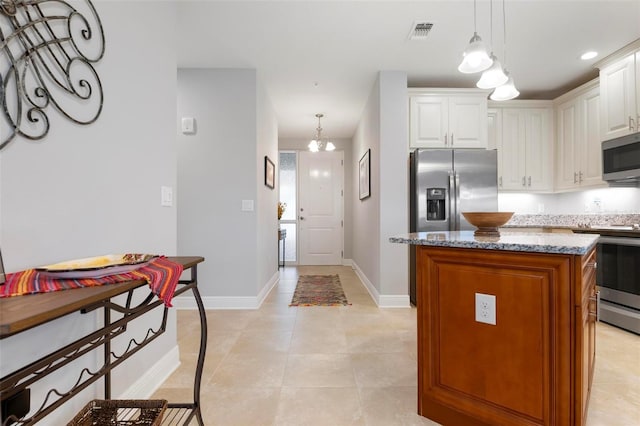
448,172,455,231
455,173,461,230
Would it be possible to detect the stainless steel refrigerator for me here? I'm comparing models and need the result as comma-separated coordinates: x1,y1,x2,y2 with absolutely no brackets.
409,148,498,305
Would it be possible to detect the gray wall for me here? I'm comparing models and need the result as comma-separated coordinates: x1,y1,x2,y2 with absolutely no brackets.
278,137,354,260
378,72,409,298
0,2,178,421
177,69,278,304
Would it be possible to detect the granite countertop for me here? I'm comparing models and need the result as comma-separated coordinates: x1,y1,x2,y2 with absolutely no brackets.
389,231,599,255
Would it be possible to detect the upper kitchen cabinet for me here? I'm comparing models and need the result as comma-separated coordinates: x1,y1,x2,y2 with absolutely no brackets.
489,101,554,192
596,39,640,140
409,89,488,149
554,80,605,191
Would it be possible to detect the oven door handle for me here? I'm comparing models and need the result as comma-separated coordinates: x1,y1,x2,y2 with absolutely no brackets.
598,236,640,247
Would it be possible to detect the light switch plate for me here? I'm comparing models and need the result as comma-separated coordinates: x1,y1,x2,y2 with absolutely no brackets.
241,200,254,211
161,186,173,207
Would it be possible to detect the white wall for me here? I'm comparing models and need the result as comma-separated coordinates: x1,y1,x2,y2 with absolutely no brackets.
176,68,278,308
256,75,280,296
278,138,353,260
351,71,410,307
0,2,178,422
352,75,381,293
499,187,640,214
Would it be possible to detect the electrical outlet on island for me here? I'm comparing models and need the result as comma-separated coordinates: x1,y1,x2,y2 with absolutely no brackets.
475,293,496,325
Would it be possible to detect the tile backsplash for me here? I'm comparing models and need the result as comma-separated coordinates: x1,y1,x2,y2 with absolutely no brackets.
498,187,640,215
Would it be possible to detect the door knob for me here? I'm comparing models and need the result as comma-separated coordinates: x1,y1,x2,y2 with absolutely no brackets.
300,216,305,220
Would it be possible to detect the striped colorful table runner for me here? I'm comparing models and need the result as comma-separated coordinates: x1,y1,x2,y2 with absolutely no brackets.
0,257,183,307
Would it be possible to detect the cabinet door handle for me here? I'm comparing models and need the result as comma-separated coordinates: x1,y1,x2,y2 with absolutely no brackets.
451,133,454,146
444,134,448,146
579,171,583,183
499,176,503,187
589,291,601,321
528,176,532,187
522,176,526,187
630,116,636,131
574,172,578,184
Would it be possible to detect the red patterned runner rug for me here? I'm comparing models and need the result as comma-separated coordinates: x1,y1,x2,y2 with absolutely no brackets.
289,274,351,307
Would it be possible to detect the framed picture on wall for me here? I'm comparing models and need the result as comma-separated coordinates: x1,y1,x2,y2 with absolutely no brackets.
359,149,370,200
265,156,275,189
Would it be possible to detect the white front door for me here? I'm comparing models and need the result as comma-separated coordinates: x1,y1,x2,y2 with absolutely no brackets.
298,151,344,265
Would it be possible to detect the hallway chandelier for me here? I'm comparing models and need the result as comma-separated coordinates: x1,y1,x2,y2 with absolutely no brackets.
308,113,335,152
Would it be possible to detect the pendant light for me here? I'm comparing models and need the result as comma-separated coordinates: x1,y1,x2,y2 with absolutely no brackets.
458,0,493,74
477,54,508,89
490,71,520,100
490,0,519,100
476,0,508,89
307,114,335,152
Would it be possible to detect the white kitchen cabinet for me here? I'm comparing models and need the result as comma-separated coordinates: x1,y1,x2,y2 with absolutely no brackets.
637,50,640,127
409,89,488,149
597,40,640,140
555,81,605,191
490,101,553,192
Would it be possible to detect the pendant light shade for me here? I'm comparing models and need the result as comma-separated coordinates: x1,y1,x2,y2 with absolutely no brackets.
308,114,334,152
490,71,520,101
476,53,508,89
308,139,320,152
458,32,493,74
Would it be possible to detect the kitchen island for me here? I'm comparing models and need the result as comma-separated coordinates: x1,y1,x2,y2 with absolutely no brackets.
390,231,599,426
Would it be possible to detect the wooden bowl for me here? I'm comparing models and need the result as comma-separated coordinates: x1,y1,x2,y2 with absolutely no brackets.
461,212,514,237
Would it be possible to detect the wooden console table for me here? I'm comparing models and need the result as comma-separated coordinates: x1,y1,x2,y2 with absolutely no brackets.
0,256,207,425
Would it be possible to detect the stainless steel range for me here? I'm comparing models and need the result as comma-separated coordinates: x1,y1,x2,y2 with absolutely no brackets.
574,225,640,334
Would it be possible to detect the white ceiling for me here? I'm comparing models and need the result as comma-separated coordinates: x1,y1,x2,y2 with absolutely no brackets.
176,0,640,139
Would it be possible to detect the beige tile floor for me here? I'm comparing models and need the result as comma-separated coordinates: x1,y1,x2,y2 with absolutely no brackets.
154,265,640,425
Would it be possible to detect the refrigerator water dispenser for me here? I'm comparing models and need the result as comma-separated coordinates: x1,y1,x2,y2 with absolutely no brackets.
426,188,446,221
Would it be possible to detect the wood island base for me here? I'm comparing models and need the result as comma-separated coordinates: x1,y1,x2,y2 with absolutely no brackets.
414,245,596,426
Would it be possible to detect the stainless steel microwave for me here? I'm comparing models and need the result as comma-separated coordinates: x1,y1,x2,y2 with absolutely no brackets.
602,132,640,182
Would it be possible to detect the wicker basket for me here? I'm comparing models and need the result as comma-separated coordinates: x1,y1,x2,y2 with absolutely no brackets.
68,399,167,426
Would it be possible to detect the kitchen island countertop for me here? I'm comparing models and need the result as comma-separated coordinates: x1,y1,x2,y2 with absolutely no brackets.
389,230,599,255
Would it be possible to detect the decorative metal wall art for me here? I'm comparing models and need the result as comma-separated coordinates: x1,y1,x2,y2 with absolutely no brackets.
0,0,105,150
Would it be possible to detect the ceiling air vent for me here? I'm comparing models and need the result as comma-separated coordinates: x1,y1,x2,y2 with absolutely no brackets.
408,22,434,40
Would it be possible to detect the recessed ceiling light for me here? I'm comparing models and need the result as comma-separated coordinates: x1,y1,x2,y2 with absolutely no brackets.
581,51,598,60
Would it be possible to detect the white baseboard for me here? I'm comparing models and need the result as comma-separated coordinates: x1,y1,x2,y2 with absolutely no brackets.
342,258,353,266
378,294,411,308
351,261,410,308
257,271,279,308
351,260,380,305
118,345,180,399
172,272,279,310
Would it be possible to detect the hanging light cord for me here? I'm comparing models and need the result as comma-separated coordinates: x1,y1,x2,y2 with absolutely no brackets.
473,0,477,32
502,0,507,67
489,0,493,50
